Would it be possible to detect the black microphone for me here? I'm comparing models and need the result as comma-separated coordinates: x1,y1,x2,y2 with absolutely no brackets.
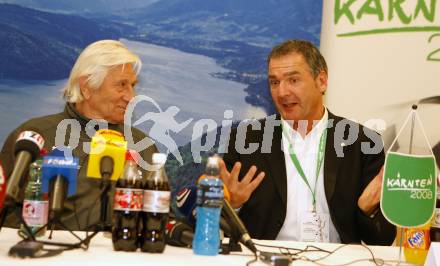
221,198,257,254
100,156,114,181
99,155,114,228
5,131,44,204
165,219,194,247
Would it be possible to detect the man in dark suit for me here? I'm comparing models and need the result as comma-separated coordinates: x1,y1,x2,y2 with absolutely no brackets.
220,40,396,245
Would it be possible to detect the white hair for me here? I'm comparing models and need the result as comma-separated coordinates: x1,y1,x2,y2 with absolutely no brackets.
62,40,142,103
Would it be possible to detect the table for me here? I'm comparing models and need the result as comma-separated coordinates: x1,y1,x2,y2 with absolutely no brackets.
425,242,439,266
0,228,405,266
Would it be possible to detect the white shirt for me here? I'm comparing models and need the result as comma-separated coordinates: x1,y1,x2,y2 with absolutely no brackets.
276,108,341,243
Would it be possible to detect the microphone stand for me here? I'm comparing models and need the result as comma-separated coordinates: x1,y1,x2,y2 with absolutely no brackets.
9,176,96,252
2,200,89,257
23,173,84,244
220,225,242,254
1,163,92,253
0,199,36,240
99,156,113,232
79,156,114,247
87,156,114,236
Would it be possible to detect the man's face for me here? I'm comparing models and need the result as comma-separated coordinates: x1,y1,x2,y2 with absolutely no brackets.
268,52,327,122
83,64,137,124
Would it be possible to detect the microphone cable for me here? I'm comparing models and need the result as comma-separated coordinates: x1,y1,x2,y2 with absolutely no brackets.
245,241,386,266
11,186,111,258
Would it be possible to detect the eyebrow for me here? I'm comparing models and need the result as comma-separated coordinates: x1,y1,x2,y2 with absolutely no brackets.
268,70,300,79
115,79,138,85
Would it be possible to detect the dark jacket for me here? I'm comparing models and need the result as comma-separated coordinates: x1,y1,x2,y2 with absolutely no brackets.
0,103,157,230
223,112,396,245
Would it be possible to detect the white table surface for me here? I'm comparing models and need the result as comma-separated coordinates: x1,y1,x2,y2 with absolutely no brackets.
0,228,408,266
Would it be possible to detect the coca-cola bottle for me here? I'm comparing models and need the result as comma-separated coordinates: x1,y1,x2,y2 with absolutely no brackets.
112,151,143,251
140,153,170,253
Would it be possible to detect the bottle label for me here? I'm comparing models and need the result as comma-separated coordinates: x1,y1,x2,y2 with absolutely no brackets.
404,228,430,250
432,208,440,228
142,190,170,213
22,200,48,226
197,184,223,208
113,188,143,211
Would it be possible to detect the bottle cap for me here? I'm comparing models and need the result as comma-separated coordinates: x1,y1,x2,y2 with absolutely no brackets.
207,156,219,166
152,153,167,165
40,148,48,157
125,150,135,161
127,149,141,164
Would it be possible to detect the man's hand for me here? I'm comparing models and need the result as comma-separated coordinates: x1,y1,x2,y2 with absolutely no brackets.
219,159,265,209
358,167,384,216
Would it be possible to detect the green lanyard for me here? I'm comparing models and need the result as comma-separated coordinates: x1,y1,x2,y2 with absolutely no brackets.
282,123,327,211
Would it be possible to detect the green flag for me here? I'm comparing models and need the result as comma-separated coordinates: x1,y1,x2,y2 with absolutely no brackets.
381,152,437,227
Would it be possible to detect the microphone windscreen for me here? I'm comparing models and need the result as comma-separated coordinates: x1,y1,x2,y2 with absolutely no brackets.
166,219,194,247
14,131,45,160
87,129,127,181
42,147,79,196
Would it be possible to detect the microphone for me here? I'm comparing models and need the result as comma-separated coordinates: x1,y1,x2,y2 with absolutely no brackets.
0,163,6,210
86,129,127,228
165,219,194,247
5,131,44,204
86,129,127,181
42,147,79,220
221,197,257,254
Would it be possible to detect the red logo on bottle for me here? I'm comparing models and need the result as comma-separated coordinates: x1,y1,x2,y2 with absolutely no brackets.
114,188,143,211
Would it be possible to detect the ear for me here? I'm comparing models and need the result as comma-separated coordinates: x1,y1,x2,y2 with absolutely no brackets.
79,76,91,100
316,71,328,94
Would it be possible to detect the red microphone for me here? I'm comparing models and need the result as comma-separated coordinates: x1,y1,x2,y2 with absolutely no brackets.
0,163,6,210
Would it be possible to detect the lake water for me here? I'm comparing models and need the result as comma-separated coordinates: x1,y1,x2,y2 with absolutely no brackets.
0,39,266,146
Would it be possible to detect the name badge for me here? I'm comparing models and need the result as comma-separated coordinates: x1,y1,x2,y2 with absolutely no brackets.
300,211,330,242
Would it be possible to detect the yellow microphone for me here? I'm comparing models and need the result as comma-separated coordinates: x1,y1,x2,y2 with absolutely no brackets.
87,129,127,181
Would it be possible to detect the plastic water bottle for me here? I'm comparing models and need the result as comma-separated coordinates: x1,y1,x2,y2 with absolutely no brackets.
20,159,48,237
192,156,224,256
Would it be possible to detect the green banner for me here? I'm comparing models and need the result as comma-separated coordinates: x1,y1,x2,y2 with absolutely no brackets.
381,152,437,227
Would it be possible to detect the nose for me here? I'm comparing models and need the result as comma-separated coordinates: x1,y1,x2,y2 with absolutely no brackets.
122,85,135,102
278,79,291,98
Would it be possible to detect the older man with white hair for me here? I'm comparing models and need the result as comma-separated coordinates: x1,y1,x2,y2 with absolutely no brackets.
0,40,157,230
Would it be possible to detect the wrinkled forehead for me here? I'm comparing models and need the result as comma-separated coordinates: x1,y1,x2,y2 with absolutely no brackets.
268,54,309,78
107,64,137,78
